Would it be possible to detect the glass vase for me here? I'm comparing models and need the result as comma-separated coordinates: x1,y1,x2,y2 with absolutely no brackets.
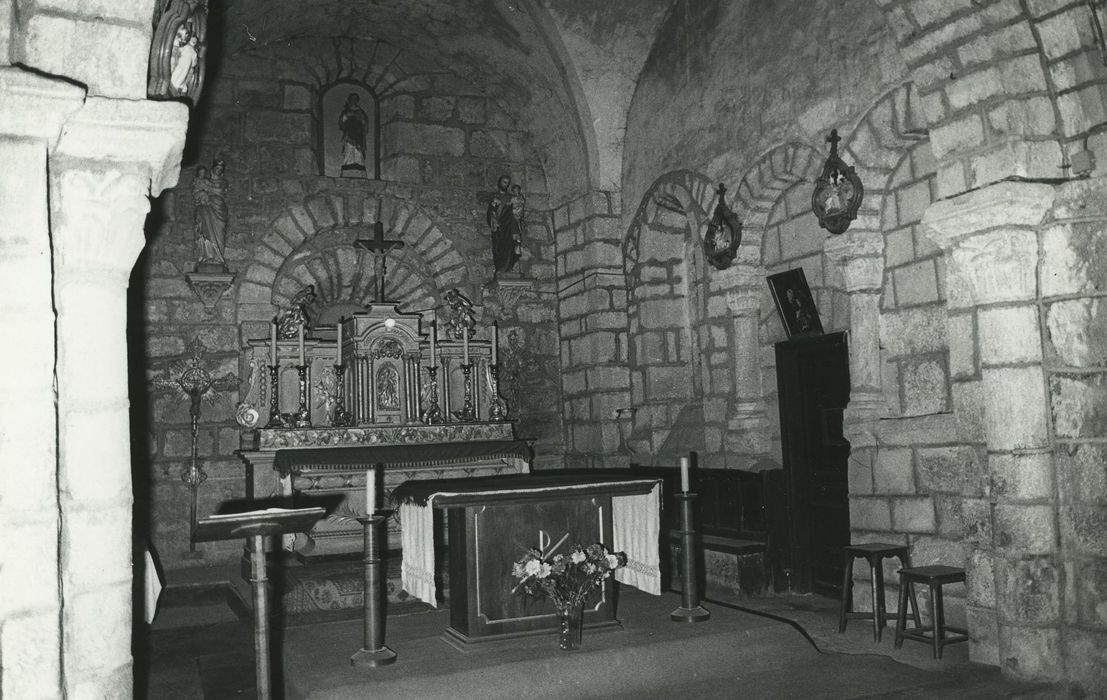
557,602,584,651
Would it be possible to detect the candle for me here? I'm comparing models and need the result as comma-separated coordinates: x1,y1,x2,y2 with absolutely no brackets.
335,320,343,364
298,323,305,365
680,456,690,493
366,467,376,516
269,321,277,366
491,322,498,366
462,326,470,365
430,320,437,366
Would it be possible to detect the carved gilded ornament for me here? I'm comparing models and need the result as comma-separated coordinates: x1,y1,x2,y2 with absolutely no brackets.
148,0,209,105
258,422,516,450
811,130,864,235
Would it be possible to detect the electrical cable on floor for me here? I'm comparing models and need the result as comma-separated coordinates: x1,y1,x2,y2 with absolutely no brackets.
701,595,823,653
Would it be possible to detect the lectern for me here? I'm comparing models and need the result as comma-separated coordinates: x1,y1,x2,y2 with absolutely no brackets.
194,507,325,700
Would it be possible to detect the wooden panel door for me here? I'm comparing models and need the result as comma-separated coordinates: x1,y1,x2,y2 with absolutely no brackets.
775,331,851,597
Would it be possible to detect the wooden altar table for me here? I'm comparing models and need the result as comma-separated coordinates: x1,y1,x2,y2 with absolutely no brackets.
392,472,662,645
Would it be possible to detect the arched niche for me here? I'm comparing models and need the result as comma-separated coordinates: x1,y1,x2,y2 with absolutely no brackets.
320,82,379,179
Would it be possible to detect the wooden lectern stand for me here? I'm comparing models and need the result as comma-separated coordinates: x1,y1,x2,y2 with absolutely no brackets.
194,507,325,700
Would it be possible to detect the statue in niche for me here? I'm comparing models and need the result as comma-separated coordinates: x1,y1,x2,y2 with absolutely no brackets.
486,174,523,275
276,285,317,339
338,93,369,176
192,159,228,271
376,366,399,411
169,24,200,94
148,0,209,104
443,288,476,340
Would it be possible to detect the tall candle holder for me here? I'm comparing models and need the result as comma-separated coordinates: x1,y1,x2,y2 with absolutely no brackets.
457,363,477,422
671,491,711,623
332,363,353,427
351,513,397,667
294,364,311,428
265,364,286,428
488,364,509,421
420,366,443,424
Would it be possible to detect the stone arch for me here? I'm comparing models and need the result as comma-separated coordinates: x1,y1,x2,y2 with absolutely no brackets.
622,169,723,461
873,1,1107,192
235,191,470,322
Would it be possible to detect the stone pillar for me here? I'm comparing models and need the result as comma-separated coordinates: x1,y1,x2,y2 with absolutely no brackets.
722,265,770,456
0,67,85,700
923,182,1059,679
49,97,187,697
824,230,885,449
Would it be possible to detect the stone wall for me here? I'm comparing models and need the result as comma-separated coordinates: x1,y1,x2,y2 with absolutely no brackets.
141,50,562,570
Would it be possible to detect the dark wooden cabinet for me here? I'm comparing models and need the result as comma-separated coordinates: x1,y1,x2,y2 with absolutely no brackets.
775,331,851,597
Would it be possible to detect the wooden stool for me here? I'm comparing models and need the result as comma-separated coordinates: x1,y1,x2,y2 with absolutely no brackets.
838,543,919,641
894,565,968,659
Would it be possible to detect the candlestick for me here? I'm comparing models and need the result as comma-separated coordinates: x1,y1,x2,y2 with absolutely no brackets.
336,320,343,364
430,320,437,366
680,456,690,493
366,467,376,516
462,326,470,365
491,322,498,366
270,321,278,366
298,323,306,365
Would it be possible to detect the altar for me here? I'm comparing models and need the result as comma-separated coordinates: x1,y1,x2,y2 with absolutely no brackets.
236,281,529,559
393,472,662,645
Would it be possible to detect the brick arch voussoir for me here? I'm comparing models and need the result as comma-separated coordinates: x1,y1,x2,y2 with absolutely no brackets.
237,193,470,322
737,143,823,231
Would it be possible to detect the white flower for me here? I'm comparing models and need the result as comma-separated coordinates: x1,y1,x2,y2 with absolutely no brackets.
570,550,586,564
606,554,619,569
524,559,542,577
584,563,596,574
538,562,552,579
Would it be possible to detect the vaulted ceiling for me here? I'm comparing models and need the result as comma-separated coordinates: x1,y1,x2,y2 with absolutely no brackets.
216,0,674,201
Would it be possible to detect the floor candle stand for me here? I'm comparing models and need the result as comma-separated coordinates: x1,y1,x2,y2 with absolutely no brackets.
351,512,398,667
671,491,710,622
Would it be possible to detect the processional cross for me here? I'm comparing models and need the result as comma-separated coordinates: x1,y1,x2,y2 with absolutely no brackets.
355,221,405,302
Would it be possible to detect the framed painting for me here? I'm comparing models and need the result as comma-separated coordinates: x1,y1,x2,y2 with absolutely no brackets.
767,268,824,339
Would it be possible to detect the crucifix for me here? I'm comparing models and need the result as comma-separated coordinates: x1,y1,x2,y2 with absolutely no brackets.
355,221,405,302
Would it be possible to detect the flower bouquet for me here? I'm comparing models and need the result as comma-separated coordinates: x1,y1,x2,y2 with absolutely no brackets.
511,541,628,650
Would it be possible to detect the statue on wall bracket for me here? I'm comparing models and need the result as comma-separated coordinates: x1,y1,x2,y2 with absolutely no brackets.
147,0,209,105
486,174,525,278
811,129,864,235
702,183,743,270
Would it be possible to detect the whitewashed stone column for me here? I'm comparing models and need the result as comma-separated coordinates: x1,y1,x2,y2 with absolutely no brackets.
723,272,770,456
924,182,1059,679
49,97,187,698
0,67,85,700
825,230,885,449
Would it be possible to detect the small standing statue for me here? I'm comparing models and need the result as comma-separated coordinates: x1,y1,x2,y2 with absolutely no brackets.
147,0,209,105
192,159,228,272
338,93,369,177
276,285,317,339
486,175,524,275
443,288,476,340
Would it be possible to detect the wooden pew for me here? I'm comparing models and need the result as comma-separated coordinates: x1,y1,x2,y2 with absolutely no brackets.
629,463,787,598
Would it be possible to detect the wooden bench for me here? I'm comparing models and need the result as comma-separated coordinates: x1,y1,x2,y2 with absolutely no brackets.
629,464,787,598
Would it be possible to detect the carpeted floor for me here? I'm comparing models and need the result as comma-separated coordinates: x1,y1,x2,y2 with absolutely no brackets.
138,578,1065,700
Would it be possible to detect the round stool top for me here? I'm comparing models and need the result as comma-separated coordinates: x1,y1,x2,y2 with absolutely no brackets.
844,542,908,554
898,565,965,582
